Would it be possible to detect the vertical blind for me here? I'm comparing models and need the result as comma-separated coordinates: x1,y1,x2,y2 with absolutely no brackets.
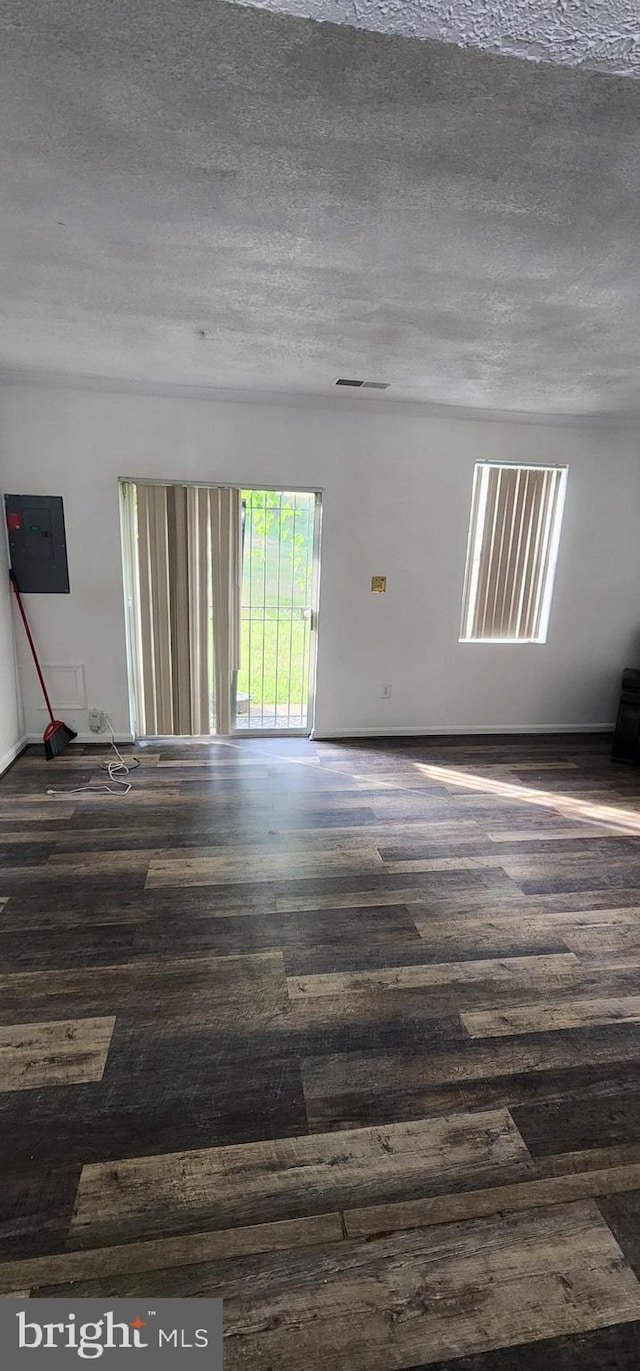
460,464,567,642
209,487,243,737
125,482,242,736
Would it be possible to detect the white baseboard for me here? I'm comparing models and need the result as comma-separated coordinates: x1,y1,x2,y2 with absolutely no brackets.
312,724,614,739
26,731,135,746
0,734,28,776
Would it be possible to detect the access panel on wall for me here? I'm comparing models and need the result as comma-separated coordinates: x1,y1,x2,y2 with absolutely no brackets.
4,494,70,593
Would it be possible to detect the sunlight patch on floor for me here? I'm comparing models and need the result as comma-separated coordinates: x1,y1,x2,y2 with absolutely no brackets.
412,762,640,836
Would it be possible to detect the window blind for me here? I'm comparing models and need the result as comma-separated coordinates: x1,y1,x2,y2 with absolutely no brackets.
460,464,567,643
123,482,242,736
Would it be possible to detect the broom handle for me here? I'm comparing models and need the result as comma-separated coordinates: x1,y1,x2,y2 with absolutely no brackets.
9,571,56,725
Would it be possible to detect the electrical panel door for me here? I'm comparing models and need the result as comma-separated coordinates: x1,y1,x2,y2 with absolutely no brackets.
4,494,70,593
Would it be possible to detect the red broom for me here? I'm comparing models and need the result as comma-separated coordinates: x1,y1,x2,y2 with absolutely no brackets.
9,571,77,759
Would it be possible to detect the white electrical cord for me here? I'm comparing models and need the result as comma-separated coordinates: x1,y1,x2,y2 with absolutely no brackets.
46,717,141,796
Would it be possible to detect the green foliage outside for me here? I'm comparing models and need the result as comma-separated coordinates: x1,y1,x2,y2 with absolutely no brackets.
236,490,315,712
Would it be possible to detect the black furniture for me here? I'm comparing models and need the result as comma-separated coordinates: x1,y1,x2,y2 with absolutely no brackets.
612,668,640,764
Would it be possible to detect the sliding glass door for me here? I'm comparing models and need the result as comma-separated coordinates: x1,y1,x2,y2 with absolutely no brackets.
234,489,321,733
120,482,321,738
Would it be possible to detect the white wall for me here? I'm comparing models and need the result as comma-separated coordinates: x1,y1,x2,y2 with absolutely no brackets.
1,379,639,741
0,509,25,770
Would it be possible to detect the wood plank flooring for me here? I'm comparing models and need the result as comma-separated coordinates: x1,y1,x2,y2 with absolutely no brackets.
1,733,640,1368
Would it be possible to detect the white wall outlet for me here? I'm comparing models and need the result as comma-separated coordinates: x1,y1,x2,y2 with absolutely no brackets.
88,708,107,733
381,684,392,699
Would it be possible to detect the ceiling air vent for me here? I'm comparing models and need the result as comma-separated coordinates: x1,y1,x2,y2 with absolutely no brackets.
335,378,389,389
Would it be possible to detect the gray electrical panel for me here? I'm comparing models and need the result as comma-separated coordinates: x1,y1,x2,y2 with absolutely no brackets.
4,494,70,593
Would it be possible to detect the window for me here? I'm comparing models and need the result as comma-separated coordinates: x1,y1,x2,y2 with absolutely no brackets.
460,463,567,643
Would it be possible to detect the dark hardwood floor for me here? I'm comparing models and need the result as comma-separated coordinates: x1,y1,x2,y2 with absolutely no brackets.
1,732,640,1367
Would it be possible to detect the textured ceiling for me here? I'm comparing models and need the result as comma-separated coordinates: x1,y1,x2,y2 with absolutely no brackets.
2,0,640,413
232,1,640,80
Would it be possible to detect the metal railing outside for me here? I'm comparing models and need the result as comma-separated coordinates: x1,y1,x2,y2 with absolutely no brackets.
236,489,316,731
